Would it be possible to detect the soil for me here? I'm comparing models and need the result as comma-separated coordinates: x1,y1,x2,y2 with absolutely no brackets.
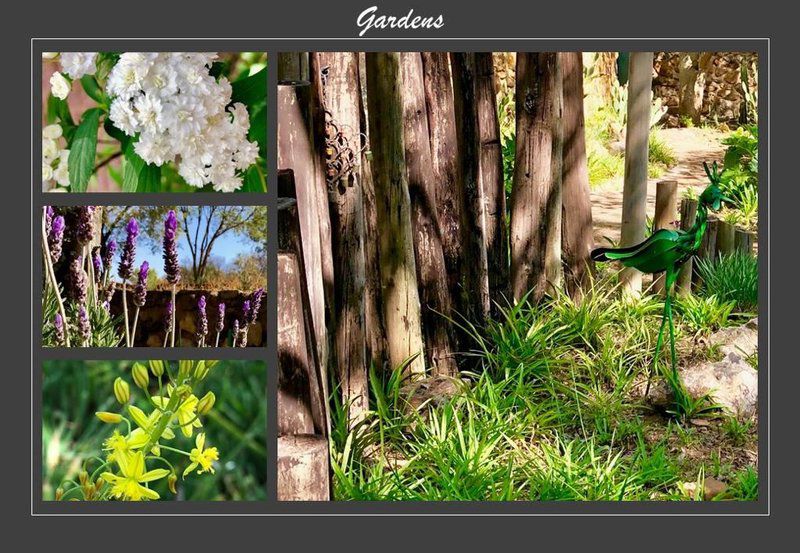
591,127,727,247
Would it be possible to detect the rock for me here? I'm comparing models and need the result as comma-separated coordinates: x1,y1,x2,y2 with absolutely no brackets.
648,352,757,419
400,375,465,413
682,477,728,500
708,318,758,358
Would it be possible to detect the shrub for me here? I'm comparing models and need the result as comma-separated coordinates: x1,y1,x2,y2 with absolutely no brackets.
696,252,758,310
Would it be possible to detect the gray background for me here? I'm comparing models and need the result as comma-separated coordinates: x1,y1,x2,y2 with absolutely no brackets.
5,0,794,547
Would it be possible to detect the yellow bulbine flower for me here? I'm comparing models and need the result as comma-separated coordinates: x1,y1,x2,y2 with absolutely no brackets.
128,405,176,440
183,433,219,478
152,392,202,438
197,391,215,415
132,363,149,390
101,451,170,501
113,377,130,404
103,429,148,464
96,411,122,424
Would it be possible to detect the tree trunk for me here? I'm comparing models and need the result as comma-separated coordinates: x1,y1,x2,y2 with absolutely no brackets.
277,434,330,501
545,57,564,293
365,52,426,377
619,51,654,295
277,83,330,377
676,197,698,296
475,53,508,305
278,52,309,82
400,52,458,377
652,180,678,294
312,52,369,419
560,52,595,298
510,52,560,303
452,52,490,322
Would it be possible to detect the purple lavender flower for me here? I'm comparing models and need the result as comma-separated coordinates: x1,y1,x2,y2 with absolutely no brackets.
164,300,174,333
118,218,139,281
238,325,248,348
49,215,65,264
102,240,117,277
45,206,54,236
68,254,87,303
101,301,110,312
162,210,181,285
216,302,226,334
196,295,208,340
54,313,65,346
77,305,90,343
75,206,96,247
92,248,103,284
133,261,149,307
242,299,251,324
248,287,264,325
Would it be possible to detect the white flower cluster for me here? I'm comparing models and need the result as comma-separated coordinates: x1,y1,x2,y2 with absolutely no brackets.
106,53,259,192
46,52,98,100
42,124,70,191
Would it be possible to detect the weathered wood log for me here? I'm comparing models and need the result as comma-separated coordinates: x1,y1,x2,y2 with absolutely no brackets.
400,52,458,377
365,52,426,376
619,52,654,295
653,180,678,294
475,52,508,305
715,220,736,257
545,56,564,293
278,197,327,436
735,228,755,254
696,217,719,289
560,52,595,299
311,52,369,419
278,52,309,82
510,52,559,303
277,434,330,501
278,82,331,379
676,197,698,295
452,52,490,320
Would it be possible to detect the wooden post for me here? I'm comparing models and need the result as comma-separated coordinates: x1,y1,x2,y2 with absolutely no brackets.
619,52,654,295
278,82,331,378
735,228,755,254
278,52,309,82
509,52,560,303
277,197,327,437
695,217,719,288
475,52,508,305
400,52,458,377
560,52,595,299
716,221,736,257
309,52,369,419
452,52,490,322
365,52,426,377
652,180,678,294
676,197,698,295
545,56,564,293
277,435,330,501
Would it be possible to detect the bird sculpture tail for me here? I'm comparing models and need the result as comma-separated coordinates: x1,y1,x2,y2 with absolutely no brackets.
590,243,644,262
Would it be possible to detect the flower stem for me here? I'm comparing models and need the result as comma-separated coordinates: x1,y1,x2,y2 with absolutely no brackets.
121,280,131,347
170,285,177,347
131,306,140,347
215,331,220,348
41,210,70,347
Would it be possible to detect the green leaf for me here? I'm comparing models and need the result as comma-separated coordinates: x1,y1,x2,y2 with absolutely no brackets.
46,94,76,141
103,118,130,148
248,103,266,158
122,142,161,192
231,67,267,106
241,165,266,192
80,75,106,105
67,108,101,192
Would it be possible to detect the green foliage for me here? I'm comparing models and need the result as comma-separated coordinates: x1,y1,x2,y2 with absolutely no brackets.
67,108,102,192
722,416,753,446
722,467,759,500
696,252,759,311
718,125,758,226
675,294,736,336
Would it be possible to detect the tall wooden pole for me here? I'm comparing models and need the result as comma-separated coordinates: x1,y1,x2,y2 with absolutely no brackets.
400,52,458,377
365,52,426,377
652,180,678,294
510,52,560,303
312,52,369,418
619,51,654,295
560,52,595,298
676,197,698,295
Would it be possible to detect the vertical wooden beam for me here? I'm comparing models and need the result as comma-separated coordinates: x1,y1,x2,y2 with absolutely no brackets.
619,51,654,295
277,435,330,501
560,52,595,299
365,52,426,377
475,52,508,305
716,221,736,257
676,197,698,295
735,228,755,254
652,180,678,294
277,52,309,82
452,52,490,320
400,52,458,377
509,52,559,303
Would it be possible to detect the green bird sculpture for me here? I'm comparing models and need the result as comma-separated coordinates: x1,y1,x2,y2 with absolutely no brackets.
591,162,731,396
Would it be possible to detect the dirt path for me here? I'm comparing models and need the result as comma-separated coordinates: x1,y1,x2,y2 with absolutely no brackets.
591,127,727,247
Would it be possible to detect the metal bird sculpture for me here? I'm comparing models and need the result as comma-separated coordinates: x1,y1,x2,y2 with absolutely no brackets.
591,162,731,395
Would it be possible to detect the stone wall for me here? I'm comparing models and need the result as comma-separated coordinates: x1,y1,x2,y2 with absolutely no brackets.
110,289,266,347
653,52,758,126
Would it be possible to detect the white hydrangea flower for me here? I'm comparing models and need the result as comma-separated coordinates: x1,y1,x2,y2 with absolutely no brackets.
42,124,70,191
50,71,70,100
106,52,259,192
60,52,98,79
42,52,58,60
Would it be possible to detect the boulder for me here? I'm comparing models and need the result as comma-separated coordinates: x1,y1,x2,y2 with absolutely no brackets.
708,317,758,358
400,375,466,413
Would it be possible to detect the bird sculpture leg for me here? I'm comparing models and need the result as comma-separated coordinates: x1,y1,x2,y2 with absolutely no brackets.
645,294,669,398
665,268,679,380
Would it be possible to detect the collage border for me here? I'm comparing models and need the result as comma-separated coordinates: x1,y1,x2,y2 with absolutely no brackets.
31,37,769,516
